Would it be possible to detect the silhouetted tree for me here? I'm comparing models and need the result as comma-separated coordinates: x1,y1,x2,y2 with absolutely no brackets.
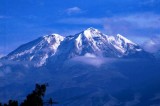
49,98,58,106
0,100,18,106
3,104,7,106
8,100,18,106
0,83,58,106
20,83,47,106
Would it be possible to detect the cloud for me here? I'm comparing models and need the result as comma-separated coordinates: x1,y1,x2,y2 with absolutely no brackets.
0,66,12,77
125,93,141,106
0,47,6,58
66,55,119,68
140,0,158,6
70,56,106,68
121,13,160,28
151,93,160,101
104,95,119,106
58,12,160,43
58,17,105,25
0,15,10,19
0,16,6,19
0,54,4,58
65,7,83,15
58,13,160,29
84,53,97,58
142,36,160,53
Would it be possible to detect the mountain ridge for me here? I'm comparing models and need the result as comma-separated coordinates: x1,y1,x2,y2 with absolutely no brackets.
0,28,160,106
1,27,152,67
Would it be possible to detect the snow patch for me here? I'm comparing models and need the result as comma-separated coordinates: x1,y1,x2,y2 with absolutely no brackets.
116,34,137,45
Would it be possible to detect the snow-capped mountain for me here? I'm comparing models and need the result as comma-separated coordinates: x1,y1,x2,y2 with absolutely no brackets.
3,34,64,67
0,27,160,106
58,27,142,57
2,27,150,67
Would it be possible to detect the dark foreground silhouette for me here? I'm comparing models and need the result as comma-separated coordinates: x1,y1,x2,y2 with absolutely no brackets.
0,84,58,106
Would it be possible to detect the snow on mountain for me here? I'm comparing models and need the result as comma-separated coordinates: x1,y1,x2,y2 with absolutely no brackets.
75,27,144,57
108,34,142,56
3,34,64,67
2,27,149,67
48,27,144,62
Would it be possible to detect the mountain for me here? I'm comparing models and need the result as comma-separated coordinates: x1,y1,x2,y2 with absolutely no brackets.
2,34,64,67
0,27,160,106
52,27,142,58
2,27,150,67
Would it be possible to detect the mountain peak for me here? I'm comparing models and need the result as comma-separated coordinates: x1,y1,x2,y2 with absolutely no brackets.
85,27,101,33
81,27,104,39
43,33,64,39
45,33,62,37
86,27,99,31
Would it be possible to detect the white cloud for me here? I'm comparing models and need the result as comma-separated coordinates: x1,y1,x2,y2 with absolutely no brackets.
70,56,106,67
121,13,160,28
58,12,160,42
84,53,97,58
143,36,160,53
66,56,119,68
0,54,4,58
65,7,83,15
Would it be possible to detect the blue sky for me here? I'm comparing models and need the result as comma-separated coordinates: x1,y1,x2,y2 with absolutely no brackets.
0,0,160,55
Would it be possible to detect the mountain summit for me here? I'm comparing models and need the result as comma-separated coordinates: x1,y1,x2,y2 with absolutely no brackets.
3,27,150,67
